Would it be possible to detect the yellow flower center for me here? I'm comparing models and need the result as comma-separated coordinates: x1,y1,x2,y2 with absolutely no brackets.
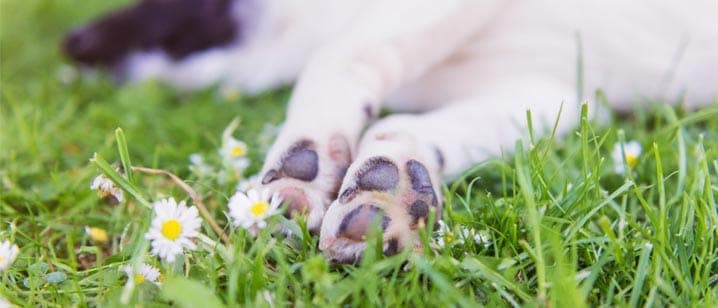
625,154,638,167
222,88,241,101
231,145,246,157
134,274,145,284
87,227,109,243
445,234,453,243
161,219,182,240
250,201,270,217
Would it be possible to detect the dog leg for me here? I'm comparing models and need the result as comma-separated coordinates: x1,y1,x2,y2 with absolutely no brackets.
319,77,578,263
258,0,503,233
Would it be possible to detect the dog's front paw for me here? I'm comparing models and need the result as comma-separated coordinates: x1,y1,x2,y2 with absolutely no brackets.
318,155,442,263
259,133,353,234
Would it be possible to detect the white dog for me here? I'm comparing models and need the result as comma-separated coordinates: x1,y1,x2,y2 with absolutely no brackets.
65,0,718,263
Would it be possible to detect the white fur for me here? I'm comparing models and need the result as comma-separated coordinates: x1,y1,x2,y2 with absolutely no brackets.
124,0,717,261
127,0,718,106
126,0,371,92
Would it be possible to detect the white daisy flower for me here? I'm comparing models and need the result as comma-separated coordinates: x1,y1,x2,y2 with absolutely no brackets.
188,153,214,177
612,141,642,174
575,270,591,282
236,174,261,192
145,198,202,263
227,188,282,235
90,169,125,203
459,226,492,248
0,240,20,272
220,119,251,174
432,221,491,249
0,296,12,308
433,220,456,248
258,289,275,307
124,263,161,285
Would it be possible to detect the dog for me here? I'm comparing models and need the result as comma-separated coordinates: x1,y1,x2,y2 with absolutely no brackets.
64,0,718,263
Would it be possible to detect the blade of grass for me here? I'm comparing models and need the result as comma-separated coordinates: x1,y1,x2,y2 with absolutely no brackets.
629,242,653,307
115,127,133,182
514,141,546,299
90,153,151,208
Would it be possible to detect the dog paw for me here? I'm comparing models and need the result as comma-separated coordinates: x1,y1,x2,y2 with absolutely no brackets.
259,134,352,234
318,155,442,263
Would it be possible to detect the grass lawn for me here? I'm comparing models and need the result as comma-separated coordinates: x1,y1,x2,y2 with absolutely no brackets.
1,1,718,306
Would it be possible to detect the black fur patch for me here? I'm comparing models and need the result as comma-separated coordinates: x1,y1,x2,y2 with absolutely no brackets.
64,0,237,66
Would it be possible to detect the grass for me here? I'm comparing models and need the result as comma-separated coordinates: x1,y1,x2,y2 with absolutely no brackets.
2,1,718,306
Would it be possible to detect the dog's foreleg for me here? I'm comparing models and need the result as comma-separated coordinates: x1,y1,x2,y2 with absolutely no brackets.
258,0,504,233
319,76,578,263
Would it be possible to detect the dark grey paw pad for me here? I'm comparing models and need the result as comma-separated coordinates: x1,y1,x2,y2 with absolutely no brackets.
262,140,319,184
406,159,439,207
406,159,439,212
338,204,391,241
408,199,430,226
406,160,433,194
338,157,399,204
357,157,399,191
384,238,400,256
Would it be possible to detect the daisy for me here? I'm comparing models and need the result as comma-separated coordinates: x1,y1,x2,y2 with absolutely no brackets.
433,220,456,248
0,296,11,308
145,198,202,263
459,226,492,248
227,188,282,235
612,141,642,174
123,263,161,285
90,170,124,203
85,226,109,244
0,240,20,272
188,153,214,178
236,174,261,192
220,120,251,173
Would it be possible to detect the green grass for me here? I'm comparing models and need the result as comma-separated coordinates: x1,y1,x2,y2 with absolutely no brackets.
2,1,718,306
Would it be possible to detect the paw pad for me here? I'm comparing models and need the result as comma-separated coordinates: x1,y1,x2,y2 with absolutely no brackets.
262,140,318,184
337,203,390,241
339,157,399,203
